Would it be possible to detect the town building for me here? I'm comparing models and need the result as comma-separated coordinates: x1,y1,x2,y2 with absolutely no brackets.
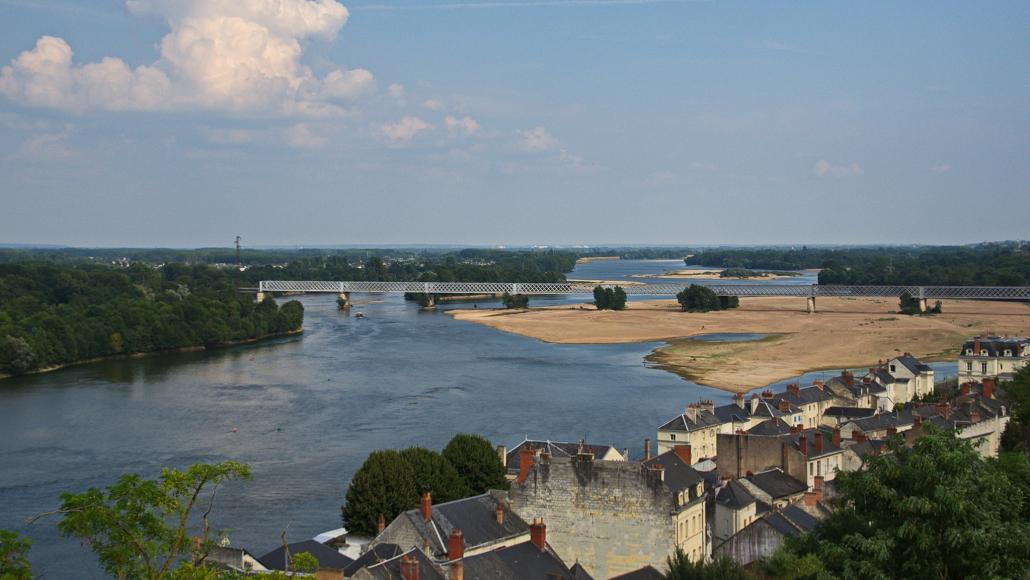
508,444,707,579
656,395,799,458
716,427,845,489
958,335,1029,384
502,439,625,478
824,371,885,408
256,539,354,574
711,479,758,543
768,382,835,429
712,502,821,566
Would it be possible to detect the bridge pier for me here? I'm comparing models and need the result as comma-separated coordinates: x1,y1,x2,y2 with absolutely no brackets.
806,296,816,313
918,298,928,313
337,292,351,309
255,292,266,303
423,294,437,309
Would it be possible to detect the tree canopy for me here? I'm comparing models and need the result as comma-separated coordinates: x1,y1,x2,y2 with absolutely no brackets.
399,447,470,503
0,530,32,580
341,450,418,537
676,285,738,312
592,286,627,310
441,433,508,495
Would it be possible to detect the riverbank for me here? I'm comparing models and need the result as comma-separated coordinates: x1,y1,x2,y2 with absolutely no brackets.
575,256,621,264
447,297,1030,391
0,329,304,381
630,268,808,281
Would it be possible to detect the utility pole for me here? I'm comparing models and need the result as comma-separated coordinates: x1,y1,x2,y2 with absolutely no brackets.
235,236,242,270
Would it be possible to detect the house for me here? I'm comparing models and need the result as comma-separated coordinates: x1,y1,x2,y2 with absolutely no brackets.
508,447,707,579
503,439,625,478
737,469,807,509
825,371,885,408
716,427,844,489
768,382,835,429
349,547,446,580
713,503,821,566
446,522,582,579
886,354,935,402
712,479,758,544
820,406,877,427
656,395,798,458
257,539,354,574
369,491,529,561
958,335,1030,384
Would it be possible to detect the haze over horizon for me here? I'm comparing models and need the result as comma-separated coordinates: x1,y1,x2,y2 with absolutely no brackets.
2,0,1028,247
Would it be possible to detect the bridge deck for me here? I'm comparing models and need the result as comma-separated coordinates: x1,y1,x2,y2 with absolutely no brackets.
257,281,1030,300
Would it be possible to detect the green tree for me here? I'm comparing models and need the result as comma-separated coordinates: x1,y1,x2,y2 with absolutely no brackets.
718,295,739,309
291,552,319,575
342,450,418,536
501,292,529,309
442,434,507,494
56,461,251,580
758,546,826,580
788,428,1030,579
610,286,627,310
898,292,921,315
663,549,749,579
1001,366,1030,452
593,286,609,310
0,336,35,375
0,530,32,580
399,447,470,503
676,285,721,312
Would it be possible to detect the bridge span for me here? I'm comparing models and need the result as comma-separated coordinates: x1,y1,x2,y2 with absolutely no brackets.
256,280,1030,312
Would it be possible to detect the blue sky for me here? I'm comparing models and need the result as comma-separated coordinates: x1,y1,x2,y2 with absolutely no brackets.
1,0,1027,247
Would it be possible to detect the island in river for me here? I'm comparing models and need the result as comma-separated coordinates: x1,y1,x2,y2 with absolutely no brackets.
630,267,808,281
448,297,1030,392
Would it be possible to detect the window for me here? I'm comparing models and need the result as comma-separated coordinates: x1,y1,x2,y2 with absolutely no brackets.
1005,350,1012,357
670,434,676,441
967,349,973,355
809,463,813,475
890,364,896,372
967,362,973,372
982,362,988,374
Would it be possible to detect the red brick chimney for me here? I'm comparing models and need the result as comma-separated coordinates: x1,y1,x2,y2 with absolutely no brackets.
914,415,923,427
832,426,841,447
887,427,898,436
974,337,981,354
448,528,464,561
644,438,652,461
814,475,823,493
798,434,808,455
982,378,995,399
517,444,535,484
495,504,504,525
674,445,692,465
855,430,868,443
814,433,824,454
400,553,419,580
843,371,854,386
779,399,790,413
804,475,824,506
813,379,824,391
960,383,971,395
788,383,800,396
529,519,546,551
733,392,745,409
762,389,774,399
377,513,386,535
420,491,432,522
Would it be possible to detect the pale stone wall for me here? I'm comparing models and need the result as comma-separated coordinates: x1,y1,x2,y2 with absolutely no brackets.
508,456,681,580
713,501,757,544
657,424,720,458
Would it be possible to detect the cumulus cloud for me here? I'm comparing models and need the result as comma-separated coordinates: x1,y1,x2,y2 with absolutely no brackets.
518,126,558,151
379,116,431,142
0,0,375,115
813,159,863,178
444,115,479,136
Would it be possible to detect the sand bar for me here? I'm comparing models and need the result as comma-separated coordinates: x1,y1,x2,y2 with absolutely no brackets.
447,297,1030,392
630,268,807,281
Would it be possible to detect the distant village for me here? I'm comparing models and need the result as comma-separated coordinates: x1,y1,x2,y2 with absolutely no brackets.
208,335,1028,579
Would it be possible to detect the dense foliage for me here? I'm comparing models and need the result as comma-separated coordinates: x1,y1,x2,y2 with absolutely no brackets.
718,268,798,278
898,292,941,315
780,429,1030,579
684,243,1030,285
342,434,506,536
664,550,749,579
676,285,739,312
593,286,627,310
1001,366,1030,452
57,461,251,580
0,263,304,376
501,292,529,309
0,530,32,580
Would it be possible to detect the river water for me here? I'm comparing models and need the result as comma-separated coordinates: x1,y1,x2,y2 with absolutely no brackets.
0,260,951,577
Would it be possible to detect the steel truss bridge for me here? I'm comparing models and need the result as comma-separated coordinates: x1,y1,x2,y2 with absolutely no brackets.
258,281,1030,300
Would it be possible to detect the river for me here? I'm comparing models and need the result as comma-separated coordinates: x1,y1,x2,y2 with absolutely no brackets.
0,260,952,577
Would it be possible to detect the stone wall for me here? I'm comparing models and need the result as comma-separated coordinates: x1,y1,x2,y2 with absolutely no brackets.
508,455,677,579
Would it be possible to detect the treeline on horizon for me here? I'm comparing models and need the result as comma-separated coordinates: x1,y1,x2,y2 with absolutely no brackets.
685,243,1030,286
0,263,304,377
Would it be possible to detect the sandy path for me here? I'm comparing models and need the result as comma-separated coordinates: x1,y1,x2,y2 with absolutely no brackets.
447,297,1030,391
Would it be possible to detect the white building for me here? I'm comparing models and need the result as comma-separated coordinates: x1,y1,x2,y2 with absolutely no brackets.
958,336,1029,384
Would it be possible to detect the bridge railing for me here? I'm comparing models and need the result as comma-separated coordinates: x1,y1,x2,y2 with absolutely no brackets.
258,281,1030,300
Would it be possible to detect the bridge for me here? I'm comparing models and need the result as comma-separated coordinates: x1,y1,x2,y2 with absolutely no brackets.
256,281,1030,312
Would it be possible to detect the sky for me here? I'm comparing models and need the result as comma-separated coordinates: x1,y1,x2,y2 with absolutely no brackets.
0,0,1028,247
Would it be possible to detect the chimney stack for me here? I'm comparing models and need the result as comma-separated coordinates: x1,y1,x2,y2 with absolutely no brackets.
448,528,464,561
496,445,507,468
887,427,898,436
623,447,629,461
982,378,995,399
733,392,745,409
701,400,716,414
914,415,923,427
494,504,505,526
855,430,867,443
450,561,464,580
377,513,386,535
529,519,547,551
960,383,971,395
804,475,824,506
974,337,981,354
814,432,824,453
674,445,692,465
400,553,420,580
788,383,800,396
762,390,774,399
517,444,535,484
799,434,808,455
684,404,698,423
832,426,841,447
750,394,759,414
644,438,652,461
420,491,432,522
813,379,824,391
778,399,790,413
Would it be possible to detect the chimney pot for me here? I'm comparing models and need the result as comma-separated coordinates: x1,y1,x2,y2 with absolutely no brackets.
420,491,432,522
644,438,652,461
448,528,464,561
400,553,420,580
517,444,535,484
530,519,547,551
495,504,505,526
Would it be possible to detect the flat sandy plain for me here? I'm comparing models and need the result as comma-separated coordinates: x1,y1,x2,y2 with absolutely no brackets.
448,297,1030,392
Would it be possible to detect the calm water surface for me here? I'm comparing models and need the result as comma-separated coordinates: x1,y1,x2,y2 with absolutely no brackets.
0,261,950,577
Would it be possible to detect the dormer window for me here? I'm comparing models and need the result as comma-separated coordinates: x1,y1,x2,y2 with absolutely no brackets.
889,364,896,373
1005,350,1012,357
966,349,973,355
696,483,703,497
670,434,676,441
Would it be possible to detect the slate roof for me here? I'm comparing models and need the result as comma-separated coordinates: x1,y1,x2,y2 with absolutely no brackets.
827,373,886,398
570,561,596,580
608,565,664,580
774,385,833,407
823,406,877,419
895,354,932,374
660,398,792,433
658,409,724,432
785,429,843,458
506,440,618,470
747,417,793,436
397,492,529,558
460,541,574,579
343,543,404,577
762,504,820,537
848,409,916,433
357,547,445,580
643,450,705,495
960,337,1029,357
745,469,807,500
715,480,756,510
257,540,354,572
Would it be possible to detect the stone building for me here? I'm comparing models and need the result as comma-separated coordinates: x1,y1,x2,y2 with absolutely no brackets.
656,394,797,458
712,479,758,543
712,503,820,566
502,439,626,479
508,446,706,579
716,427,844,489
958,335,1029,384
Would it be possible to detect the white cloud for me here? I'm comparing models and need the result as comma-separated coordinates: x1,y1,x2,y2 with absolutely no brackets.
379,116,431,142
422,98,444,111
444,115,479,136
16,129,77,160
286,123,328,148
0,0,375,115
931,163,952,174
813,159,863,178
518,126,558,152
388,83,405,98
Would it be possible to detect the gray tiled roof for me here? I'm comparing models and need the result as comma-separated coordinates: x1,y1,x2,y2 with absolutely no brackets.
960,337,1029,357
343,543,403,577
460,541,574,579
895,354,932,374
257,540,354,572
400,492,528,558
715,480,757,510
609,565,664,580
358,547,445,580
747,417,793,436
745,469,807,500
643,450,705,494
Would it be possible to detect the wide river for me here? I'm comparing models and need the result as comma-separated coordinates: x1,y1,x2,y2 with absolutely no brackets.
0,261,953,577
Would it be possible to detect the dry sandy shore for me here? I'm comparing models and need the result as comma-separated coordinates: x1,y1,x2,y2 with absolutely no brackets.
447,297,1030,392
630,268,808,281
